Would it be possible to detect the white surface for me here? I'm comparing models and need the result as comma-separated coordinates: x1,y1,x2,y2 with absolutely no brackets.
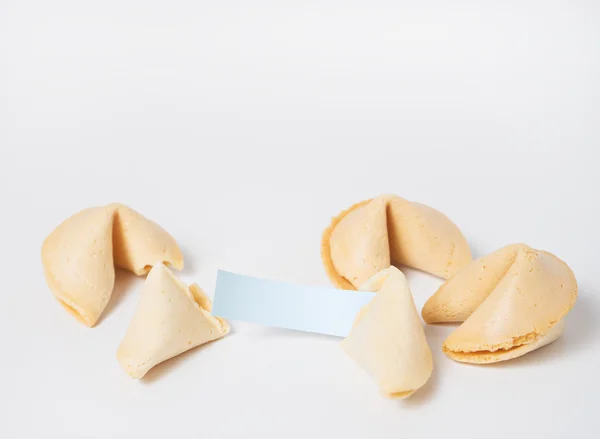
1,1,599,438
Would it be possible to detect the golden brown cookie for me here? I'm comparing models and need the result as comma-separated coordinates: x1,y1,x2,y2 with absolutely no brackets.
42,203,183,326
422,244,578,363
322,195,472,289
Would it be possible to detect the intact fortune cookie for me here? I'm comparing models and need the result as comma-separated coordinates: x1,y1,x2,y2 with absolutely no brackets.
341,266,433,399
422,244,577,363
321,195,472,290
42,203,184,327
117,263,230,379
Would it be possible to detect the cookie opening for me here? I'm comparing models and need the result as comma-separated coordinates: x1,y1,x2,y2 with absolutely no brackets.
388,390,415,399
443,340,536,363
139,261,172,275
57,299,92,327
445,330,540,358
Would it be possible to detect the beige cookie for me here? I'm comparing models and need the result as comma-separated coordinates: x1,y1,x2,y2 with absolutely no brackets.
422,244,577,363
341,266,433,399
322,195,471,289
422,244,522,323
42,203,183,327
117,263,229,379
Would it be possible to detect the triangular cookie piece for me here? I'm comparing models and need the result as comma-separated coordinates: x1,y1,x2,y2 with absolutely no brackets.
341,267,433,399
117,264,230,379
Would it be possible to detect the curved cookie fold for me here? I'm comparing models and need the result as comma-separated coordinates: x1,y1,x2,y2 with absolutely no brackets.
422,244,577,364
326,198,390,289
422,244,521,323
42,204,184,327
110,203,183,275
117,263,230,379
341,267,433,399
322,195,471,290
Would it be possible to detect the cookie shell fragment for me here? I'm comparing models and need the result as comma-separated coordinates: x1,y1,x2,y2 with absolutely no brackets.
341,266,433,399
117,263,229,379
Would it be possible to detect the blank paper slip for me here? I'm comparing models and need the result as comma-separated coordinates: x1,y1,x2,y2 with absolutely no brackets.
212,270,375,337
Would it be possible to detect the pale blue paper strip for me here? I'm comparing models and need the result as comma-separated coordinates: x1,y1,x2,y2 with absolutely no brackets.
212,270,376,337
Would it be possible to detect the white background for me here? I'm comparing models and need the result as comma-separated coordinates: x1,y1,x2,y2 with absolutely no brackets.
1,1,599,438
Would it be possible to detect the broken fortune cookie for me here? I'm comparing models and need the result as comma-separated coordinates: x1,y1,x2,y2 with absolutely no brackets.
321,195,472,290
341,266,433,399
422,243,577,364
117,263,230,379
41,203,184,327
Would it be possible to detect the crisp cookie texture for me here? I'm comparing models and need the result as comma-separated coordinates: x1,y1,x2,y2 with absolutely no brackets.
341,267,433,399
117,263,230,379
422,244,522,323
41,203,184,327
422,244,578,364
322,195,471,289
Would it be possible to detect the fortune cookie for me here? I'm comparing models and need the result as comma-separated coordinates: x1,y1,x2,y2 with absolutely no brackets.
321,195,472,290
117,263,230,379
341,266,433,399
422,244,577,363
42,203,184,327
